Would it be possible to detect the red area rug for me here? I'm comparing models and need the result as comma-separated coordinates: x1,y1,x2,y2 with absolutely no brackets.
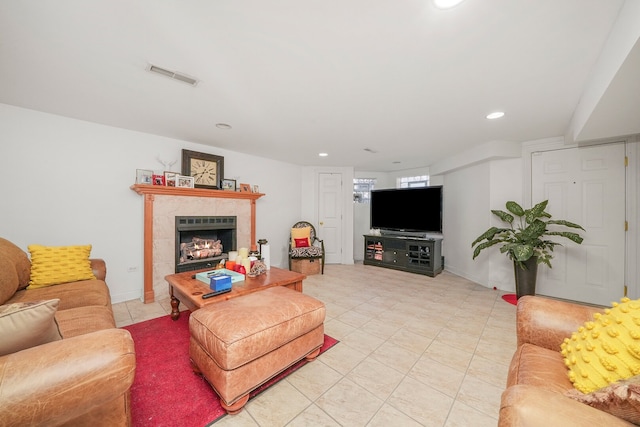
502,293,518,306
123,312,338,427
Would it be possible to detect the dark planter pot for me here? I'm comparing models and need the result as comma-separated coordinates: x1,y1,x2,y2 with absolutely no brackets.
514,257,538,299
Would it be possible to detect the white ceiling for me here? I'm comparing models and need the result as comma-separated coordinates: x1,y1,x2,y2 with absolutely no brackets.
1,0,638,172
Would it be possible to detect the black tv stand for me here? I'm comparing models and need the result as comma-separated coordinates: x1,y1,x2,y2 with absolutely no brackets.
363,234,443,277
379,229,443,238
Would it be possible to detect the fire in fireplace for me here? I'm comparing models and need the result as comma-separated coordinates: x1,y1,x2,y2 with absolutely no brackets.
180,237,222,261
175,216,237,273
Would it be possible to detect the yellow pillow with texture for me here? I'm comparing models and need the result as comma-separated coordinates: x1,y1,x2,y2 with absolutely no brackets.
291,227,311,248
27,244,96,289
561,297,640,393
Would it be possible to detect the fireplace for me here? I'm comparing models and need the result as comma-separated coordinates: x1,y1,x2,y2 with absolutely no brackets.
131,184,263,303
175,216,237,273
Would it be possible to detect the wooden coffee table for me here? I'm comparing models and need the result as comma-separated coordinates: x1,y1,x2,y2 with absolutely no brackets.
165,266,305,320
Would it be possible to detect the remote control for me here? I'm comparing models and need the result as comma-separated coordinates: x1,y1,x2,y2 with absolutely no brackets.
202,289,231,299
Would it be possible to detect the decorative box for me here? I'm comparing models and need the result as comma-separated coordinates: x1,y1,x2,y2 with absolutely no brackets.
208,275,232,292
291,258,320,275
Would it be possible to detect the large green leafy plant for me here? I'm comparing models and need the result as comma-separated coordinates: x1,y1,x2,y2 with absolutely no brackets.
471,200,584,268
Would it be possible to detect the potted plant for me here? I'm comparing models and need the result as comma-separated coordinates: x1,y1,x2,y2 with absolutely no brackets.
471,200,585,298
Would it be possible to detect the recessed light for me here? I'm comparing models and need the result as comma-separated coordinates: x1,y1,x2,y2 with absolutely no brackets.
486,111,505,120
216,123,232,130
433,0,465,9
319,153,328,157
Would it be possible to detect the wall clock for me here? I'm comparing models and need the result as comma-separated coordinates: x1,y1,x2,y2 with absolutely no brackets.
181,149,224,189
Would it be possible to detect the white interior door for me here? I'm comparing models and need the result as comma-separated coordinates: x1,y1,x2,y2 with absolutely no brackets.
531,143,626,305
318,173,343,264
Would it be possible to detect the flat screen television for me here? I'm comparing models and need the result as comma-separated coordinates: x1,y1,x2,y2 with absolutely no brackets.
370,186,443,234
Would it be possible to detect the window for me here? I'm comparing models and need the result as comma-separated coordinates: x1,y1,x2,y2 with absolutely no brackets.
353,178,376,203
398,175,429,188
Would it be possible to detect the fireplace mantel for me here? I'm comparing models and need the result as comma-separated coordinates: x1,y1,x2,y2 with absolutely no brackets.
130,184,264,201
131,184,264,303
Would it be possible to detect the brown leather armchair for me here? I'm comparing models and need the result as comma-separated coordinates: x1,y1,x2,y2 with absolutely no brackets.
499,295,635,426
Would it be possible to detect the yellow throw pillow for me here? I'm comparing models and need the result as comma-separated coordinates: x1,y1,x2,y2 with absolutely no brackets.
0,299,62,356
27,244,96,289
291,227,311,248
561,297,640,393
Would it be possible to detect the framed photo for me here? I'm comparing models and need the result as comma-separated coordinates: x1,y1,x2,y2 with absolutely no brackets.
164,171,178,187
252,185,260,193
152,174,165,186
136,169,153,185
181,149,224,189
239,182,251,193
176,175,195,188
221,178,236,191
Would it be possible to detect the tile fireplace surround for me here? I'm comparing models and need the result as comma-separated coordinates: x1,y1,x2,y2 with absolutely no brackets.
131,185,264,303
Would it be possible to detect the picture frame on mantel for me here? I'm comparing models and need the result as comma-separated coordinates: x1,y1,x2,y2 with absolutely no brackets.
181,149,224,189
152,174,165,186
221,178,236,191
164,171,178,187
136,169,153,185
176,175,195,188
239,183,251,192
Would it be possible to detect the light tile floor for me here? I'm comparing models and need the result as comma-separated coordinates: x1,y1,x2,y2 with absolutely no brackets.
113,263,516,427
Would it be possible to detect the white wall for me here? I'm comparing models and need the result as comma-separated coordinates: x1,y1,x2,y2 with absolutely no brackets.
439,158,523,292
440,162,491,286
0,103,303,303
568,0,640,142
429,140,524,291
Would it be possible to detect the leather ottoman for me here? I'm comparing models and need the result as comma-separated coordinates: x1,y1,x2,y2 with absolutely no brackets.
189,286,325,414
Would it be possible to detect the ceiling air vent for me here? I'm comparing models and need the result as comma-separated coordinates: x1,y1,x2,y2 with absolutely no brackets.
148,64,198,86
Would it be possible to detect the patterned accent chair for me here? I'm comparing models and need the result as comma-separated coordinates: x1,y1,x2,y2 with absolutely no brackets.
288,221,325,274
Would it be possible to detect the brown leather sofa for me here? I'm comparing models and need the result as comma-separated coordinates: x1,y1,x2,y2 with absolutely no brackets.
499,295,636,426
0,238,136,426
